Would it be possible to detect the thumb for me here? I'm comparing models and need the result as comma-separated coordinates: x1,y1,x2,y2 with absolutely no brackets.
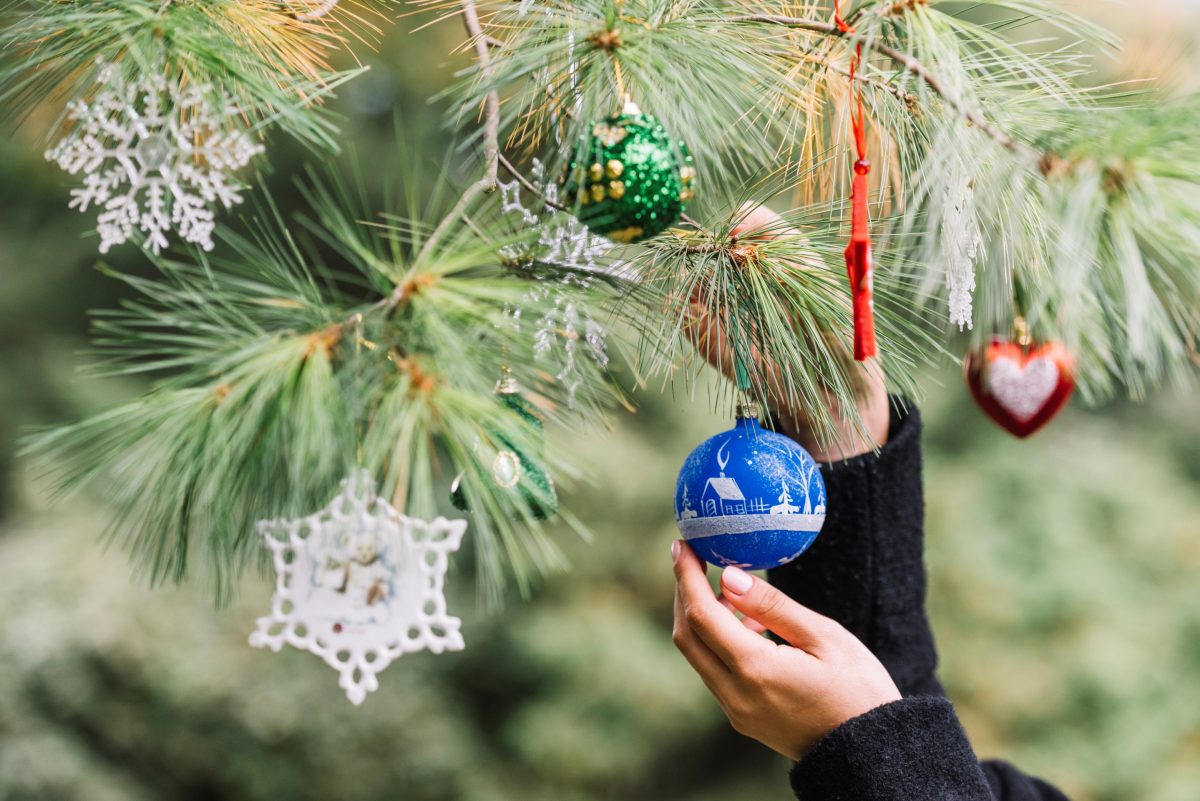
720,566,834,653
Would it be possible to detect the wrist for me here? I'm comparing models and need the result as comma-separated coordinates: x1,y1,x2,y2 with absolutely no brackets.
774,398,890,462
781,673,903,761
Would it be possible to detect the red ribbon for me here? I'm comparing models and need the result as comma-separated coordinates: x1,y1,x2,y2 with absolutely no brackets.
836,4,876,360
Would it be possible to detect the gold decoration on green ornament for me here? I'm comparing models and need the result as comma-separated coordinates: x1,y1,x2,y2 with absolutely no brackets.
566,102,694,243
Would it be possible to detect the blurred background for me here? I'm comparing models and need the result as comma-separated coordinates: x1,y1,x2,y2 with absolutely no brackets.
1,2,1198,800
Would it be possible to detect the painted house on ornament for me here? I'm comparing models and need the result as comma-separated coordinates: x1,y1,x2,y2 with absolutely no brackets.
701,476,746,517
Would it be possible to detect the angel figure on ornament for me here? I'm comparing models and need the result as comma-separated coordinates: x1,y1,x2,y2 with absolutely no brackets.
315,531,394,612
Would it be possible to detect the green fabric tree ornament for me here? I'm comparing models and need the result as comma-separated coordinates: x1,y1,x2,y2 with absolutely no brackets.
566,102,694,243
450,371,558,520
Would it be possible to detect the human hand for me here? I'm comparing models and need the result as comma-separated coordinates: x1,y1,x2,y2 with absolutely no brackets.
671,539,901,760
684,204,889,461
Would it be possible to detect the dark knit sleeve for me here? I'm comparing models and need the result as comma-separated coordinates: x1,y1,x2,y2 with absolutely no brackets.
772,401,1072,801
787,698,1071,801
788,697,992,800
981,761,1072,801
768,400,941,697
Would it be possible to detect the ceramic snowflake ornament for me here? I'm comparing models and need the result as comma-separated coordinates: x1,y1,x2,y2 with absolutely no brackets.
249,470,467,705
44,62,264,254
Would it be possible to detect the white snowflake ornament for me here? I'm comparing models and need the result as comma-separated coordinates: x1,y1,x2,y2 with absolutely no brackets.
496,159,614,407
249,470,467,705
45,62,264,254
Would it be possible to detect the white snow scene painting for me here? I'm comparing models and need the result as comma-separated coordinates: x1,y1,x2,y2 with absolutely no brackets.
674,418,827,569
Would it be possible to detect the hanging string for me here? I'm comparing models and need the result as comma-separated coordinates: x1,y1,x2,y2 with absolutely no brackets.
835,2,877,361
727,279,754,417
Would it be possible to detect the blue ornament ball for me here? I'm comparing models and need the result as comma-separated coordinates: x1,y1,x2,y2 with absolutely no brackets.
674,413,826,570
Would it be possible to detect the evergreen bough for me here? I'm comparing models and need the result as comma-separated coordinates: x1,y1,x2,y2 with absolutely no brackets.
6,0,1197,599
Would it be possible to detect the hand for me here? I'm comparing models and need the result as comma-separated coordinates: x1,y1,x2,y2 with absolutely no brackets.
671,540,901,760
684,204,889,461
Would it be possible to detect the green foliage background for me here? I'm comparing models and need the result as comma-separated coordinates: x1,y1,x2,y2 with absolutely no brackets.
0,3,1198,800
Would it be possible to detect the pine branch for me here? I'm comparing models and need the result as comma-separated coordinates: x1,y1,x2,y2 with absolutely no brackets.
445,0,798,199
824,57,920,108
728,12,1041,165
21,0,1200,603
24,137,642,600
0,0,371,150
437,0,1098,429
628,189,943,445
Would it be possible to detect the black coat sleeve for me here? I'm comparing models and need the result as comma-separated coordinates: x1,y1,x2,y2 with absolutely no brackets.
786,697,1072,801
767,402,1069,801
768,401,939,698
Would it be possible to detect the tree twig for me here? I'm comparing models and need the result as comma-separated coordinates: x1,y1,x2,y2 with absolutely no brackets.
498,153,569,213
417,0,501,262
463,0,499,187
762,47,920,108
827,59,920,109
730,14,1042,165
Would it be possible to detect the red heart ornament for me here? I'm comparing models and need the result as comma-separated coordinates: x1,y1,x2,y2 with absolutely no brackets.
965,338,1076,438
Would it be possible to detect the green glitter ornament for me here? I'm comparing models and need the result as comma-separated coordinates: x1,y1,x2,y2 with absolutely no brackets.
566,103,694,243
450,371,558,520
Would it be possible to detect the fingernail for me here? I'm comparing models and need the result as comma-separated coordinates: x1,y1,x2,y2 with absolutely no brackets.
722,566,753,595
671,540,681,563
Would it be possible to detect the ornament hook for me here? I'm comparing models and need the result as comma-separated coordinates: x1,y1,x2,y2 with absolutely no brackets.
1013,315,1032,348
735,399,759,420
495,363,520,395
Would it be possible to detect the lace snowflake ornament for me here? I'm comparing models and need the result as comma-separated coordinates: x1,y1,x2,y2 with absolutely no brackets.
498,160,613,273
44,62,264,254
249,471,467,705
497,160,613,407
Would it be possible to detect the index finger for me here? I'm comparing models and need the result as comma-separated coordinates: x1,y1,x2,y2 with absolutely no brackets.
672,541,769,668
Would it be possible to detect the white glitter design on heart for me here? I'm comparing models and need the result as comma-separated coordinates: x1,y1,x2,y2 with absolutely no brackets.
986,357,1058,422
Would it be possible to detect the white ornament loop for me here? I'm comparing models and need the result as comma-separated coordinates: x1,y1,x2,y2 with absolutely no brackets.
249,470,467,705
